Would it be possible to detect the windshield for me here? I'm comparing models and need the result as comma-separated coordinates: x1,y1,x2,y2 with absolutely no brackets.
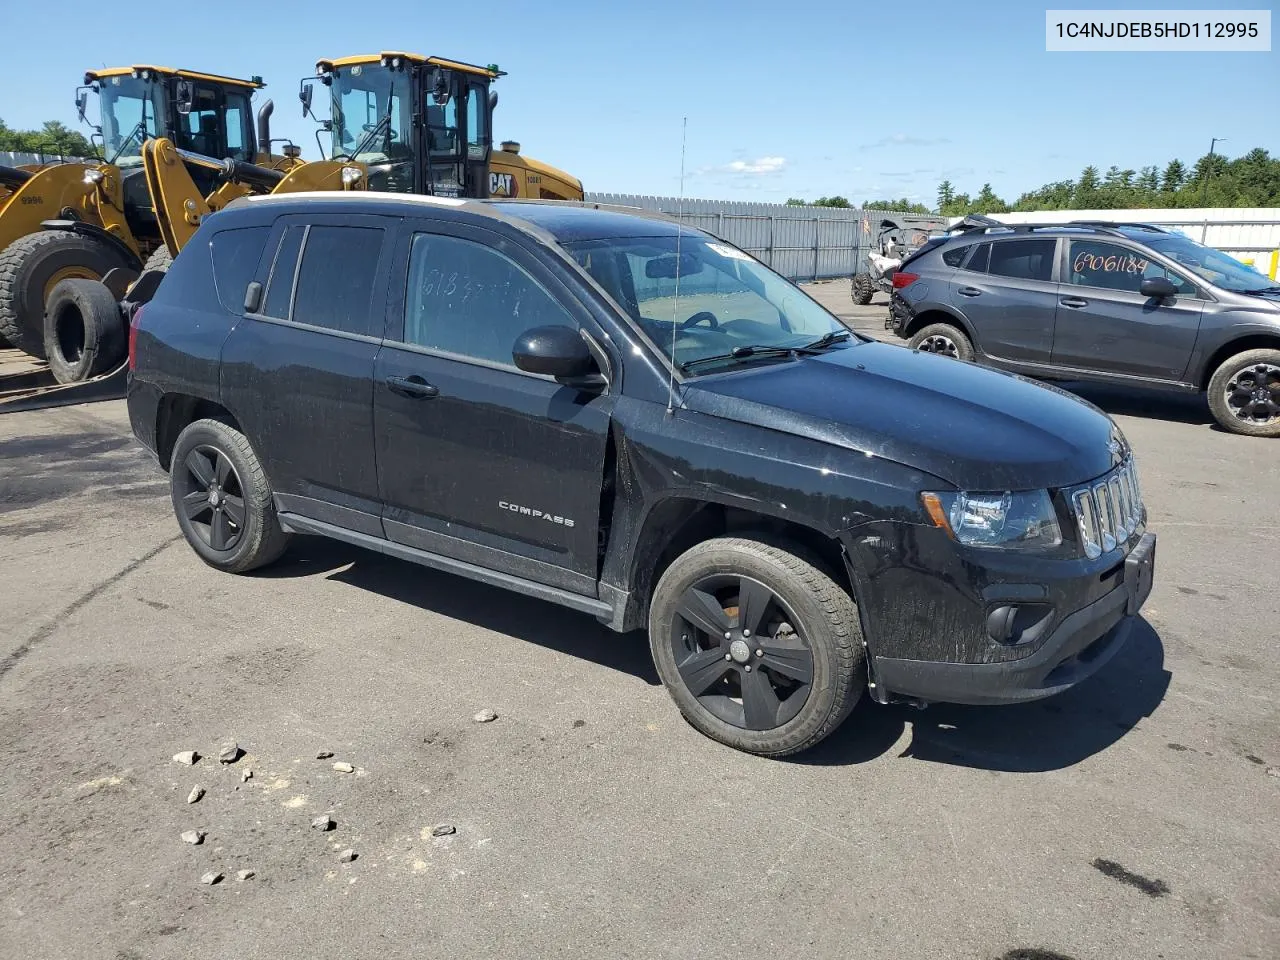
1144,234,1280,293
99,75,166,166
330,64,413,167
565,235,852,374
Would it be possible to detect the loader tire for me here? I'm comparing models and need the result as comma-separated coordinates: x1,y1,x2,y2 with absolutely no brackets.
0,230,131,359
43,278,126,384
143,246,173,274
851,273,875,305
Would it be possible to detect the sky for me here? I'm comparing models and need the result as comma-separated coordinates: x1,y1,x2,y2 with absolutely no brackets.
2,0,1276,207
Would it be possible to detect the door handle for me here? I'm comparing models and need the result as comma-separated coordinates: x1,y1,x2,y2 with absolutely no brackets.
386,375,439,399
957,287,982,297
1060,297,1089,309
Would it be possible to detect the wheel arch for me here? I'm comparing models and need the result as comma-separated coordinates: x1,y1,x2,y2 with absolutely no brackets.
155,393,242,471
1197,333,1280,390
40,219,144,272
902,304,975,343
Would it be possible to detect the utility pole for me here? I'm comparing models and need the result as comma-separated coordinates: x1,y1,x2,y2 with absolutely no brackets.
1201,137,1226,206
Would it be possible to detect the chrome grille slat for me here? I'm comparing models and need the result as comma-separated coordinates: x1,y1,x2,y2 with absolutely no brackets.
1069,456,1144,559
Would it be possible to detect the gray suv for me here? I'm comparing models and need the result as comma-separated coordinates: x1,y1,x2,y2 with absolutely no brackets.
887,219,1280,437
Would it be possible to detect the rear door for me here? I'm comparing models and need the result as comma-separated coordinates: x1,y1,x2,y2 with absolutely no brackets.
372,218,613,595
220,213,394,534
949,237,1060,364
1050,238,1204,381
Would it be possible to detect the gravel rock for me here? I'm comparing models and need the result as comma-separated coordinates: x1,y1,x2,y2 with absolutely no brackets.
473,708,498,723
235,869,255,881
241,769,252,782
316,750,334,759
338,848,357,863
172,751,198,766
219,742,241,764
199,871,222,886
311,814,335,832
572,719,586,728
332,762,355,774
431,823,456,837
1268,767,1280,778
180,829,205,845
186,786,205,804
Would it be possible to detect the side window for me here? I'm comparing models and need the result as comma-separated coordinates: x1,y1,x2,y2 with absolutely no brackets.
988,238,1055,282
184,85,224,157
466,83,488,160
1069,240,1197,295
941,246,967,268
403,233,575,367
225,92,252,161
210,226,269,314
964,242,991,273
291,226,384,335
261,226,304,319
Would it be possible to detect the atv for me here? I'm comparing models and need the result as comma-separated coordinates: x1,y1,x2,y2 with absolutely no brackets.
851,216,945,305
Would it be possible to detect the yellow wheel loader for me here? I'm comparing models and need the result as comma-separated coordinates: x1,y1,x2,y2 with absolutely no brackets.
0,65,364,392
300,52,582,202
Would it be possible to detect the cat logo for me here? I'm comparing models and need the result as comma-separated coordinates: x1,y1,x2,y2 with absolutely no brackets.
489,172,517,197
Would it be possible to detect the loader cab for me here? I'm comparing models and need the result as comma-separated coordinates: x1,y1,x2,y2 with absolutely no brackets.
309,53,498,198
79,67,263,168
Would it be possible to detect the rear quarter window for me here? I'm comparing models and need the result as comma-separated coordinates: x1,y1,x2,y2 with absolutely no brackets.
210,226,270,314
941,245,968,267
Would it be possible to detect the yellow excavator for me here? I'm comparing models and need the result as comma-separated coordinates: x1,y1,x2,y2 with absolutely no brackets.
0,65,363,373
301,52,583,202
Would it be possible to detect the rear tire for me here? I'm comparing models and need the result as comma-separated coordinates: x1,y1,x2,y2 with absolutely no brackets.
851,273,875,305
1206,348,1280,437
648,536,865,757
43,278,125,383
170,419,291,573
0,230,133,359
908,322,974,361
143,246,173,274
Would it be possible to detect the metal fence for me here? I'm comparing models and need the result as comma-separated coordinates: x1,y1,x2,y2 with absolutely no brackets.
585,193,944,281
1,150,91,167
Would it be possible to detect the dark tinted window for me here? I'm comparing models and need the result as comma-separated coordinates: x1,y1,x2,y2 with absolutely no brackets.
941,245,967,267
1068,239,1198,296
210,226,269,314
261,225,303,319
964,242,991,273
292,226,384,335
988,238,1055,282
403,233,575,366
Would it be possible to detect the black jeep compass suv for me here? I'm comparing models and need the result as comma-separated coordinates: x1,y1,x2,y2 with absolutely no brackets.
127,193,1156,756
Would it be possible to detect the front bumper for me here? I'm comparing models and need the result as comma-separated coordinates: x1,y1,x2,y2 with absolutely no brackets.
872,532,1156,705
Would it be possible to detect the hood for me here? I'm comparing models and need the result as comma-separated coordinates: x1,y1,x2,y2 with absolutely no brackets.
683,342,1119,490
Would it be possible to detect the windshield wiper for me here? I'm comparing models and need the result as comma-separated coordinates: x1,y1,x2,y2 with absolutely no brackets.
800,330,853,351
679,345,804,373
107,121,144,165
1241,286,1280,295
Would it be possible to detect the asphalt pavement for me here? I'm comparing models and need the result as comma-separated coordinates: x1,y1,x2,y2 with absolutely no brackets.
1,281,1277,960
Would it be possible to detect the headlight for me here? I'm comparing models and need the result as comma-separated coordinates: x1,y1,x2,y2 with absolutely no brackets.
340,165,363,187
921,489,1062,550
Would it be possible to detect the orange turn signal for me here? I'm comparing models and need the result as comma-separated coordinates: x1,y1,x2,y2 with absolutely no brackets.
920,492,953,537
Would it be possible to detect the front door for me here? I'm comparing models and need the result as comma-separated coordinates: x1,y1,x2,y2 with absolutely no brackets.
1050,238,1205,381
950,237,1060,364
373,219,613,596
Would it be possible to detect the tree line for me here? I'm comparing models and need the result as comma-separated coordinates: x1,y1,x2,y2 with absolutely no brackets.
786,147,1280,216
0,118,95,158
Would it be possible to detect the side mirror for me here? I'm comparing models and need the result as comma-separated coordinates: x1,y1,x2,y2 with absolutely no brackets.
1140,276,1177,300
488,91,499,112
512,326,602,386
243,281,263,313
76,90,89,123
430,68,452,106
299,81,314,117
175,80,194,116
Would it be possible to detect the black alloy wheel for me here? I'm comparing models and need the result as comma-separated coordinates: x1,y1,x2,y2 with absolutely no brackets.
175,445,247,552
669,574,814,731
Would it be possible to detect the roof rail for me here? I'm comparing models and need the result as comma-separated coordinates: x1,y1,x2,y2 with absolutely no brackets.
949,217,1170,240
1067,220,1168,233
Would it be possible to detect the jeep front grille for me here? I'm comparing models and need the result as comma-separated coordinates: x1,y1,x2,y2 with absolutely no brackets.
1069,459,1144,559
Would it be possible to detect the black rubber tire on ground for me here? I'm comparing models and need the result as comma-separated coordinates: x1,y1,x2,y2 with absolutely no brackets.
1206,348,1280,438
170,419,291,573
0,229,133,359
142,246,173,274
908,322,975,362
851,273,875,305
42,278,126,384
648,535,865,757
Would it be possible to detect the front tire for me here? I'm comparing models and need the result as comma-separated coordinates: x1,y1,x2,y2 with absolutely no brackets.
1206,348,1280,437
170,419,290,573
0,229,132,358
851,273,875,305
908,322,974,361
648,536,865,757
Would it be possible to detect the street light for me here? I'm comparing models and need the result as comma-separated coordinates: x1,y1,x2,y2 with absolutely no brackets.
1202,137,1227,206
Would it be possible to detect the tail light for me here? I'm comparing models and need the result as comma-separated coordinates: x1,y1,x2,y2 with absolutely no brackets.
128,305,143,370
892,271,920,290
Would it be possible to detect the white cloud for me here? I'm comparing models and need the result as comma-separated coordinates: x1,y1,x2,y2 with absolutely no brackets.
860,134,950,151
724,156,787,175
